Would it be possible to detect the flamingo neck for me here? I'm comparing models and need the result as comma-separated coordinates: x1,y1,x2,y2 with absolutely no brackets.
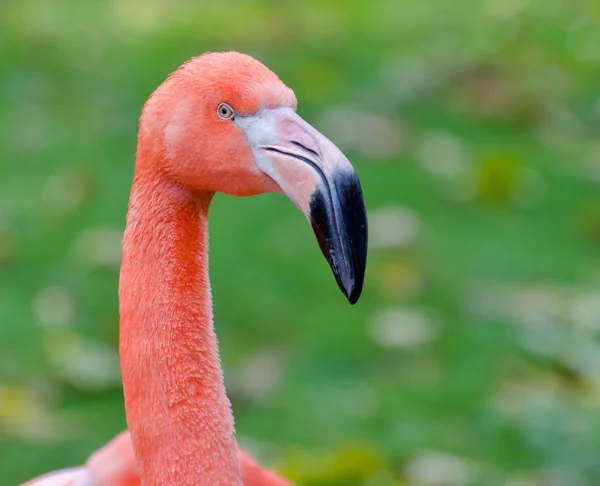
119,172,242,486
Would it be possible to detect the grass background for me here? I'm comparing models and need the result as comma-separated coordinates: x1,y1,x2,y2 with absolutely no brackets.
2,0,600,484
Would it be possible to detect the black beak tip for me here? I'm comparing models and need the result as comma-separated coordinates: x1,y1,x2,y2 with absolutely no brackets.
344,255,366,305
341,262,365,305
345,284,362,305
308,170,368,306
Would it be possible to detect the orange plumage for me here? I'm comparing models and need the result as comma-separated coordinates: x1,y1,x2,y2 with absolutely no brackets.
24,51,367,486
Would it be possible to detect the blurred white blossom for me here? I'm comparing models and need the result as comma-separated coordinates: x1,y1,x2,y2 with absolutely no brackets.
405,451,479,486
501,476,539,486
72,226,123,268
466,282,600,337
45,332,121,390
465,282,564,326
569,292,600,331
230,348,285,400
485,0,528,19
465,282,600,381
369,306,436,349
378,55,441,102
415,132,468,179
583,143,600,183
317,106,403,159
42,169,89,214
518,321,564,358
370,206,420,251
493,371,562,419
34,286,75,329
563,331,600,380
513,284,564,326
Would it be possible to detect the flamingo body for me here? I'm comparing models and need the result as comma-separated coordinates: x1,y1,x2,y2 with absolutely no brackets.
24,432,291,486
23,51,367,486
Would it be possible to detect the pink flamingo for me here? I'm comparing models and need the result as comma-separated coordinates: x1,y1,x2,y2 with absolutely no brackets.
24,51,367,486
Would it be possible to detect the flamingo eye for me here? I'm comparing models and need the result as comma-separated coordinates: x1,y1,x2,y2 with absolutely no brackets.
217,103,235,120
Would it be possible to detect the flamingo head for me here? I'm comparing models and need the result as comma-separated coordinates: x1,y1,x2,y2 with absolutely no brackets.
139,51,368,303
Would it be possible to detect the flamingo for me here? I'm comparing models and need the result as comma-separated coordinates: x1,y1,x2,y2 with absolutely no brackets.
23,51,368,486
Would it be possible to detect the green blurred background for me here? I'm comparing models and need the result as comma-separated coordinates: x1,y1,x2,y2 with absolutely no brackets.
2,0,600,485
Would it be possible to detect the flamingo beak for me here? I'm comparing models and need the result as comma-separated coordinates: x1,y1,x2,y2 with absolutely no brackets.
236,107,368,304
